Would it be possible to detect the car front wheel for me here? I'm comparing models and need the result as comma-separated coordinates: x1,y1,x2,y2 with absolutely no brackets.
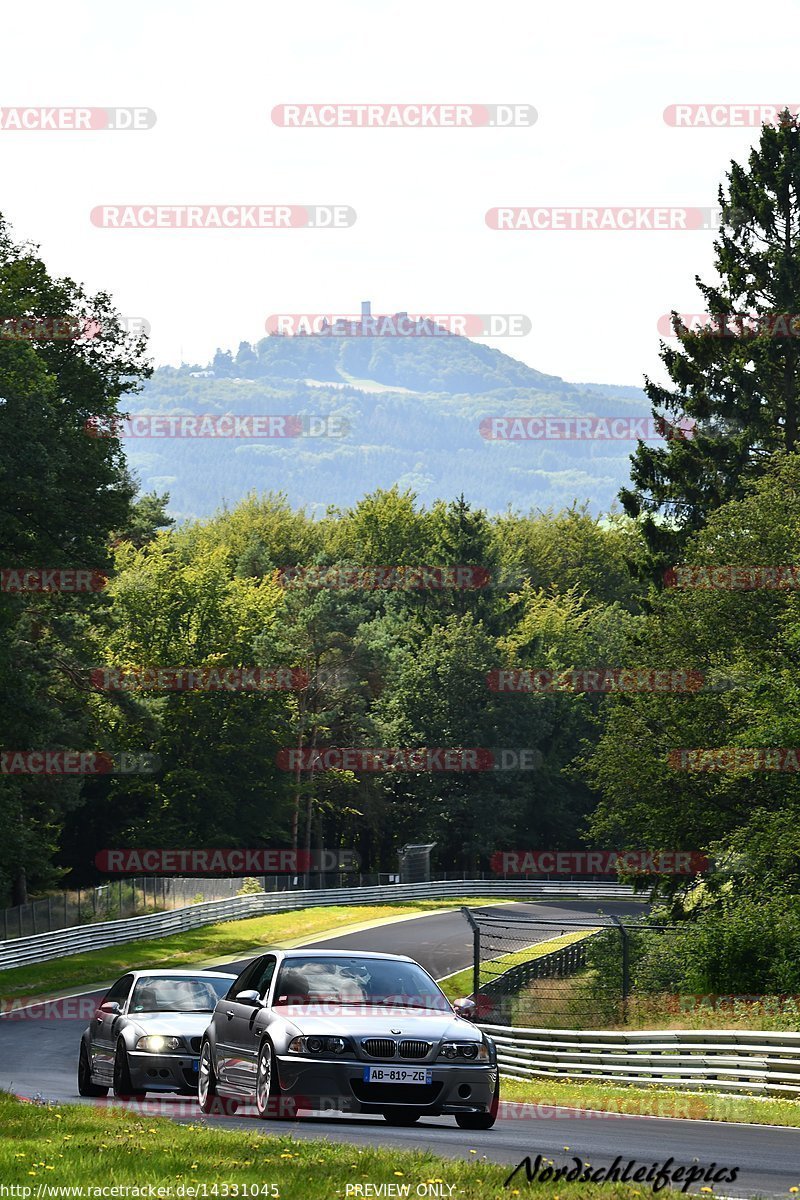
198,1040,220,1114
256,1040,294,1119
454,1073,499,1130
113,1041,145,1099
78,1043,108,1097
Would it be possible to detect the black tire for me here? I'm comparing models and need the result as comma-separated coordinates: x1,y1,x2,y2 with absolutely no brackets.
78,1042,108,1097
198,1040,220,1114
455,1072,499,1130
382,1108,422,1125
255,1040,294,1120
112,1040,146,1099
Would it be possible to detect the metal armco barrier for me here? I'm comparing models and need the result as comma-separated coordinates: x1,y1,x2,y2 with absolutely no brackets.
479,1023,800,1096
0,880,639,971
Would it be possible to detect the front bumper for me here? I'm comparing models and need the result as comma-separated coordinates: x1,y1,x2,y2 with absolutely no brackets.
276,1055,497,1115
128,1050,200,1093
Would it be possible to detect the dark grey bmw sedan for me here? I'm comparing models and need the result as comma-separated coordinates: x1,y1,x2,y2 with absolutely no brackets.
198,949,499,1127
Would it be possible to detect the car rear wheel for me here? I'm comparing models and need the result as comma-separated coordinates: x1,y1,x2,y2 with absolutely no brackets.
113,1041,146,1099
454,1073,499,1130
382,1108,422,1125
78,1042,108,1097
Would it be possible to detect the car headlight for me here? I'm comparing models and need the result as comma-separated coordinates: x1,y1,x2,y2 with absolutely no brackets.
438,1041,488,1061
135,1035,182,1053
287,1035,349,1055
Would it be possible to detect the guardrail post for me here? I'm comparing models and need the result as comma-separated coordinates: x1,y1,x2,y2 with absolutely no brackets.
461,905,481,1001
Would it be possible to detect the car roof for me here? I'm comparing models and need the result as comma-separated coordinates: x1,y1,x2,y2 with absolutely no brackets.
129,969,236,980
277,950,414,963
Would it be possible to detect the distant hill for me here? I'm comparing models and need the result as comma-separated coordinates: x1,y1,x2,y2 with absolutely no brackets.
127,318,651,519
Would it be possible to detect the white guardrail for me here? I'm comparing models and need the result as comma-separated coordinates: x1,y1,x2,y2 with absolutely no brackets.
0,880,639,970
480,1023,800,1096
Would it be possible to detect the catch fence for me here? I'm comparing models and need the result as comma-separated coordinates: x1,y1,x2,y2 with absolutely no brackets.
462,907,684,1027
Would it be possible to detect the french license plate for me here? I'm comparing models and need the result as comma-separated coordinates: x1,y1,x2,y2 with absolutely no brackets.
192,1059,199,1072
363,1066,432,1084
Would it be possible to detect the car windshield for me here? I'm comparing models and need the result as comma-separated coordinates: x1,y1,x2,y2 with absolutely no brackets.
128,975,230,1013
272,957,450,1010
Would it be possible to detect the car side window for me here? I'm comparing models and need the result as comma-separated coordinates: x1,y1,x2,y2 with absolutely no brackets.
254,956,276,1000
229,959,264,999
104,973,134,1007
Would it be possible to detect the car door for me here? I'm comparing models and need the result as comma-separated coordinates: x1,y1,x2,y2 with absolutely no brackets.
90,973,134,1081
223,956,277,1093
215,958,263,1086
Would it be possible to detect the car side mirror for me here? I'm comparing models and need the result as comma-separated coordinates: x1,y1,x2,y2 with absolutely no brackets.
237,989,263,1007
453,997,477,1021
99,1000,121,1015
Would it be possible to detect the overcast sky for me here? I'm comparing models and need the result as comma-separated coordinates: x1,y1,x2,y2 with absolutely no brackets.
3,0,800,386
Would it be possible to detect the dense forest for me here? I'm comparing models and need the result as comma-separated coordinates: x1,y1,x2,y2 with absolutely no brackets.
4,113,800,994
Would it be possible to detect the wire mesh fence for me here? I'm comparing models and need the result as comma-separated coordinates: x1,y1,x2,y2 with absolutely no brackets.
463,907,687,1028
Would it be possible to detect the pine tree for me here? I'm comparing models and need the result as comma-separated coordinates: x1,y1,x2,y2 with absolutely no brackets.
621,110,800,565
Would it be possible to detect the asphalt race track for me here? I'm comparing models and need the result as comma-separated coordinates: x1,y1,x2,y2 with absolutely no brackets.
2,898,799,1197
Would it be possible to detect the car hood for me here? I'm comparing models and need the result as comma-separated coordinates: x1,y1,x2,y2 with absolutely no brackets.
275,1005,479,1041
125,1012,213,1037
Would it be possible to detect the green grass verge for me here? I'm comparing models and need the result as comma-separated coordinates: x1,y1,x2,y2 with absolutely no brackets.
501,1076,800,1128
0,1092,662,1197
0,899,503,1003
439,930,596,1001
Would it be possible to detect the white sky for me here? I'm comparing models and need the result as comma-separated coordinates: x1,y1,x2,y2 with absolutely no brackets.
3,0,800,386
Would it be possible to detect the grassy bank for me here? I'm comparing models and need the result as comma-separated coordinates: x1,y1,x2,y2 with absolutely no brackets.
501,1076,800,1127
0,1092,668,1198
0,898,501,1002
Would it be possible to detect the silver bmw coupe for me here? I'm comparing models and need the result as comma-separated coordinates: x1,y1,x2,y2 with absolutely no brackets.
78,969,236,1097
198,949,499,1127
